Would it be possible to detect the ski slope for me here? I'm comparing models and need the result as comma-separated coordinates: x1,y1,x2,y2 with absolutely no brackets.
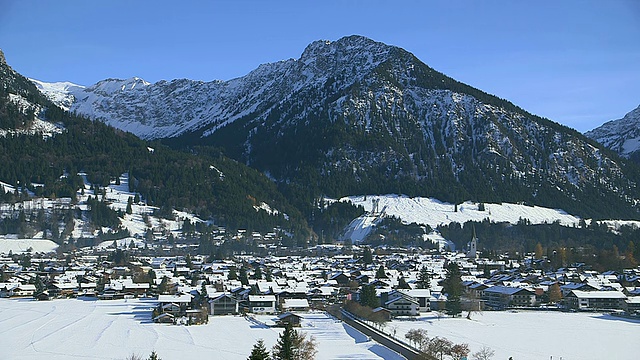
340,195,583,243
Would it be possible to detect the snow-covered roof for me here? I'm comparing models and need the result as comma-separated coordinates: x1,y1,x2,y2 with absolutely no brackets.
569,290,627,299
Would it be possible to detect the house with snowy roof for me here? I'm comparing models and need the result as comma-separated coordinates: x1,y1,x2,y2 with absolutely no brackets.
248,295,277,314
483,285,536,309
565,290,627,311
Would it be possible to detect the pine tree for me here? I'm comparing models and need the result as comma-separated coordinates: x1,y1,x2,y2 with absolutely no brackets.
417,265,431,289
228,267,238,280
147,351,160,360
248,339,270,360
199,281,208,306
443,262,462,317
272,324,295,360
363,247,373,264
240,266,249,286
271,324,317,360
126,197,133,214
359,284,378,308
375,265,387,279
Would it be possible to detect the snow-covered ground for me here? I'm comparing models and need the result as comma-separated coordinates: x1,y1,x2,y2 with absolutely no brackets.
340,195,583,243
0,237,58,254
391,311,639,360
0,298,402,360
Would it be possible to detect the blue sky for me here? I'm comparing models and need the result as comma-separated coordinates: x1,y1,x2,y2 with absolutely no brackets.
0,0,638,132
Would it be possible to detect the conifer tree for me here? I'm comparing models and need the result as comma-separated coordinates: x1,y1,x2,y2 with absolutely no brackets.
272,325,295,360
443,262,462,317
126,197,133,214
248,339,270,360
363,247,373,264
272,324,317,360
417,266,431,289
359,284,378,308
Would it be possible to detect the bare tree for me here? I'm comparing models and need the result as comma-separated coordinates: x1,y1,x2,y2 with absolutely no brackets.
425,336,453,360
404,328,429,349
463,292,483,320
471,345,495,360
450,343,470,360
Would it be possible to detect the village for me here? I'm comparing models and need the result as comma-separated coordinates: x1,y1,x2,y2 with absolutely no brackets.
2,233,640,327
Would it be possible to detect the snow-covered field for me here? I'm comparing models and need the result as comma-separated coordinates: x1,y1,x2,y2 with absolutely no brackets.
0,237,58,254
340,195,584,242
344,195,581,228
0,298,401,360
391,311,639,360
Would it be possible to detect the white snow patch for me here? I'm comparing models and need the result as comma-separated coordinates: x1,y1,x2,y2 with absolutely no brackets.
0,237,58,254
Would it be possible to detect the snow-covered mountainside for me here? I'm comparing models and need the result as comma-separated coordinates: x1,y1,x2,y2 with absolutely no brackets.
585,105,640,158
31,36,640,219
338,195,582,243
30,79,85,111
36,36,397,140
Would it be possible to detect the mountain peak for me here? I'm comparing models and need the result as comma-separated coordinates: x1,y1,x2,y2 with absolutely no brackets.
298,35,396,76
0,49,5,65
88,77,150,95
300,35,391,58
585,104,640,158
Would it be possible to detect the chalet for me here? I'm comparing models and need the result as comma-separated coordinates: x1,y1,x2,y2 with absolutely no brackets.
565,290,627,311
483,286,535,309
624,296,640,314
282,298,310,312
248,295,277,314
10,284,36,297
406,289,431,312
560,282,598,297
50,282,78,298
276,312,302,327
208,293,239,315
371,307,392,322
467,282,490,298
383,290,419,317
329,272,350,287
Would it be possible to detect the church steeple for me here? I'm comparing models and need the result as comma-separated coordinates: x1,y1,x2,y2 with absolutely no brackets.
467,225,478,259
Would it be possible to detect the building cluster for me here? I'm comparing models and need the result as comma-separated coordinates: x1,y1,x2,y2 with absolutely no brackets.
1,245,640,325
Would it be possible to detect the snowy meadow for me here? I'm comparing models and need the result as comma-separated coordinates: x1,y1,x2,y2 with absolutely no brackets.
1,297,638,360
0,298,401,360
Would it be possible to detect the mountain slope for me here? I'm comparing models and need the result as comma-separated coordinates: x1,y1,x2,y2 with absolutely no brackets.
585,105,640,160
32,37,640,220
0,49,310,239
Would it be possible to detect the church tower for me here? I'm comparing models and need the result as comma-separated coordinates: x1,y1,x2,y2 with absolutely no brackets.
467,225,478,259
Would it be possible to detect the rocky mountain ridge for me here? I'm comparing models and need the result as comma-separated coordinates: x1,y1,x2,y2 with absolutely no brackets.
585,105,640,160
28,36,640,219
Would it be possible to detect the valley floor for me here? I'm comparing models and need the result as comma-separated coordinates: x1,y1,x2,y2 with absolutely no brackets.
0,298,401,360
1,298,638,360
390,310,639,360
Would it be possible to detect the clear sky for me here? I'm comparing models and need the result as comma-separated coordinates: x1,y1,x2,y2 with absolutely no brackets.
0,0,638,132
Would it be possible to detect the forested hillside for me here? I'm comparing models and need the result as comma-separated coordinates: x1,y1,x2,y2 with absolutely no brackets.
0,52,310,240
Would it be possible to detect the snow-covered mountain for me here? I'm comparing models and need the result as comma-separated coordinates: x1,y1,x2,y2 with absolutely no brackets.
36,36,400,140
31,36,640,219
30,79,85,112
585,105,640,159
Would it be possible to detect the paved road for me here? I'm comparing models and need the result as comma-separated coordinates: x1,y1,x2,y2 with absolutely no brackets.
335,308,434,360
